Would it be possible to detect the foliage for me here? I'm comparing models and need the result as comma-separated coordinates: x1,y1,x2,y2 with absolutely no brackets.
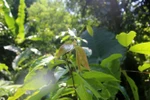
0,0,150,100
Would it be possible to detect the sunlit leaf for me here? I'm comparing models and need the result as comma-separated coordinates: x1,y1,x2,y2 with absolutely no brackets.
15,0,26,44
129,42,150,54
0,63,8,71
2,0,16,35
54,67,68,81
8,88,26,100
138,63,150,72
75,46,90,71
116,31,136,47
61,35,70,43
86,25,93,36
122,71,139,100
56,42,75,58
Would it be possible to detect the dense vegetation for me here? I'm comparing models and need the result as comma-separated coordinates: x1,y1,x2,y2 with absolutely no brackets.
0,0,150,100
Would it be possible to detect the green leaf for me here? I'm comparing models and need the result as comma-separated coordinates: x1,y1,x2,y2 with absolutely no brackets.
15,0,26,44
122,71,139,100
0,63,8,71
101,54,122,68
119,85,130,100
81,28,126,63
75,46,90,71
138,63,150,72
76,84,92,100
86,25,93,36
82,71,119,82
2,0,16,35
100,54,122,79
51,87,65,100
8,88,26,100
129,42,150,54
116,31,136,47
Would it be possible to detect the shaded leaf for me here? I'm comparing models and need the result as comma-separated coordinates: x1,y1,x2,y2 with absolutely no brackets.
119,85,130,100
116,31,136,47
122,71,139,100
81,28,126,63
75,46,90,71
86,25,93,36
129,42,150,54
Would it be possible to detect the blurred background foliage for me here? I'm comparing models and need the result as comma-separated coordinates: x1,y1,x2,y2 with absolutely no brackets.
0,0,150,99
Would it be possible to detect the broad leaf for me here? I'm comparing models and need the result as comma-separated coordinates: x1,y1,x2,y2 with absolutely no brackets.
138,63,150,72
15,0,26,44
100,54,122,79
75,46,90,71
116,31,136,47
129,42,150,54
82,71,118,82
67,72,101,98
76,84,92,100
81,28,125,63
86,25,93,36
122,71,139,100
101,54,122,68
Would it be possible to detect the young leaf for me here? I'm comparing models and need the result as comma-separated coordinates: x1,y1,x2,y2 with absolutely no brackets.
116,31,136,47
56,42,75,58
75,46,90,71
2,0,16,35
15,0,26,44
138,63,150,72
86,25,93,36
122,71,139,100
129,42,150,54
